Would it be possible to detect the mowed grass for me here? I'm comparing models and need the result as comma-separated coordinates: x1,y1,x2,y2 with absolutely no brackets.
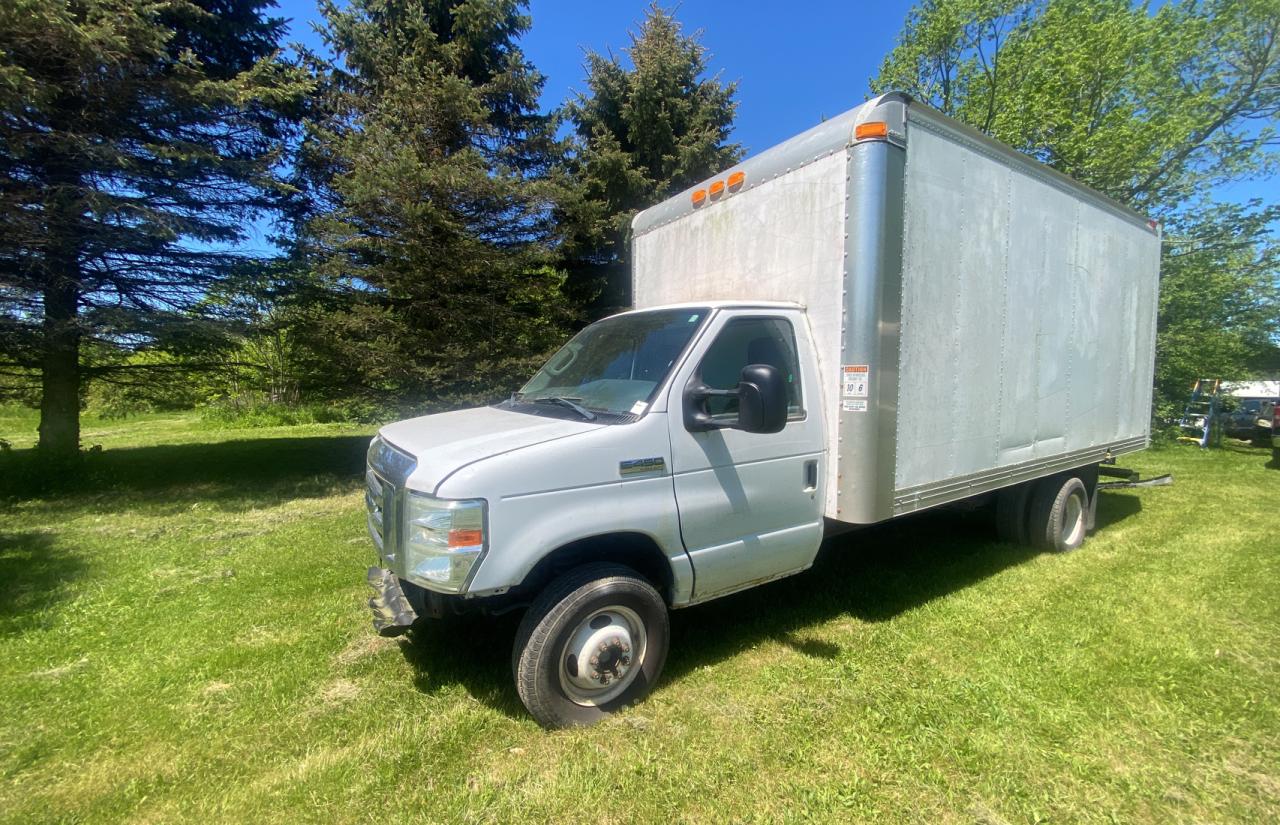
1,412,1277,824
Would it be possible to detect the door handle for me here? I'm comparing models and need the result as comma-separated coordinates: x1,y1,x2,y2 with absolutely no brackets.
804,459,818,491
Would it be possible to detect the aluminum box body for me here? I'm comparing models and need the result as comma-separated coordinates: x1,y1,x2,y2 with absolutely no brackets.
632,93,1160,524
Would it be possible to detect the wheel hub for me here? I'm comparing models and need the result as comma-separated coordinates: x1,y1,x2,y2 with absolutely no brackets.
1061,491,1085,546
559,607,646,705
587,636,632,686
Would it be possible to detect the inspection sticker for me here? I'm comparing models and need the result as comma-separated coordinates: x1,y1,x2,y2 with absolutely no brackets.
841,364,870,398
842,399,868,413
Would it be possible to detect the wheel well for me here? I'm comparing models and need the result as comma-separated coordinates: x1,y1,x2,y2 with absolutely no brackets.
518,533,675,604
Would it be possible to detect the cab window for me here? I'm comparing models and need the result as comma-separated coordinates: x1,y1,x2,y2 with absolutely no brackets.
697,317,803,419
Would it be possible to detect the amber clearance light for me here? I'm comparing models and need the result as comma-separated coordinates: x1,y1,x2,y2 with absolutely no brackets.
692,172,745,207
855,121,889,140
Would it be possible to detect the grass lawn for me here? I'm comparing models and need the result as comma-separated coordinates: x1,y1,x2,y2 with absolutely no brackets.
1,412,1277,823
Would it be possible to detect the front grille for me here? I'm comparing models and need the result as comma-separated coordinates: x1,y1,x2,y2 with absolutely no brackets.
365,436,417,570
365,469,389,552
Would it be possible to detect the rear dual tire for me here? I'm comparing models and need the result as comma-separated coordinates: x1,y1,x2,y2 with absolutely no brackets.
997,473,1090,553
1028,475,1089,552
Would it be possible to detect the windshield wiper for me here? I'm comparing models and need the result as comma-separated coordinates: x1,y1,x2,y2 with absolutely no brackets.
527,396,597,421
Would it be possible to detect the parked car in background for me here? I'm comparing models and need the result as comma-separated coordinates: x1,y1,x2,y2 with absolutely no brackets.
1224,397,1270,439
1221,381,1280,440
1254,400,1276,448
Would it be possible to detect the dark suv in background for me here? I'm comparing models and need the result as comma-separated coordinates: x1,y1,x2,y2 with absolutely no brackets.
1253,400,1277,449
1224,397,1270,440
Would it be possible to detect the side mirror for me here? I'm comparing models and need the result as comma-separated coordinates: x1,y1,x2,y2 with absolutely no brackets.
737,364,788,433
684,363,789,434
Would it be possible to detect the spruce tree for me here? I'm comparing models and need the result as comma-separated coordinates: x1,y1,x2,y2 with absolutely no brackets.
0,0,306,458
562,3,742,313
295,0,573,407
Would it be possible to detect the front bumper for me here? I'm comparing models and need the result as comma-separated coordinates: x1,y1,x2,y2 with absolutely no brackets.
366,567,418,637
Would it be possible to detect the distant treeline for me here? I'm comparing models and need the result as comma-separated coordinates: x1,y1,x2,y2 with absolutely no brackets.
1,0,1277,456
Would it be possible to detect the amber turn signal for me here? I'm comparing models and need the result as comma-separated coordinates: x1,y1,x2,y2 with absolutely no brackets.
448,529,484,548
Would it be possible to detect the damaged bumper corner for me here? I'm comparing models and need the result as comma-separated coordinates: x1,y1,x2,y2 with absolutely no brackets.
367,566,418,637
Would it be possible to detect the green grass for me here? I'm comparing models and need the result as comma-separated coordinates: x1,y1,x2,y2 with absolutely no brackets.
1,413,1277,823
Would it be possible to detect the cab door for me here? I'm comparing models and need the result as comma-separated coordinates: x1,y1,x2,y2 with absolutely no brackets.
666,309,826,600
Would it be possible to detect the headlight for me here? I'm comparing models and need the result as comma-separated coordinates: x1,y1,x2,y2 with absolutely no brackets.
402,491,487,593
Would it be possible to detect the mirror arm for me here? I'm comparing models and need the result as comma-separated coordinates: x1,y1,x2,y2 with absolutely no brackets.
684,383,740,432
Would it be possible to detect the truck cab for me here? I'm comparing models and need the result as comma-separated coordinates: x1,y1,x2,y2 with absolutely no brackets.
367,301,826,726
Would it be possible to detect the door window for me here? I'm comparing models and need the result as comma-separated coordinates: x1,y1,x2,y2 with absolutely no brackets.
696,317,803,419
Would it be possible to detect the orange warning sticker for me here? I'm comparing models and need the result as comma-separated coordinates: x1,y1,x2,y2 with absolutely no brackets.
841,364,869,398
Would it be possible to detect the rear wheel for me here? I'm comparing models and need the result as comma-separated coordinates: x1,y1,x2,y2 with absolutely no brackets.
512,563,669,729
1027,475,1089,552
995,482,1033,545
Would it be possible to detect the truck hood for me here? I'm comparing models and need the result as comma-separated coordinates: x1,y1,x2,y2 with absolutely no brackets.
378,405,602,493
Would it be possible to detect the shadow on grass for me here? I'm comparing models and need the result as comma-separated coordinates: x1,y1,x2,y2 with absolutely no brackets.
395,506,1106,719
398,613,528,719
1095,490,1143,529
662,510,1037,683
0,530,85,634
663,493,1145,684
0,436,371,508
1212,438,1279,470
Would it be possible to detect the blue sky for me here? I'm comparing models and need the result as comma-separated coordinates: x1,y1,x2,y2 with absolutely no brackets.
238,0,914,252
277,0,912,155
256,0,1273,252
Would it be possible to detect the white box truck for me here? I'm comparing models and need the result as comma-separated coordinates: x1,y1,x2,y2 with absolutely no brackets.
365,92,1161,728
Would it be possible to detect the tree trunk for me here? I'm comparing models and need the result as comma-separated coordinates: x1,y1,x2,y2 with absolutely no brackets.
37,165,83,461
38,276,81,460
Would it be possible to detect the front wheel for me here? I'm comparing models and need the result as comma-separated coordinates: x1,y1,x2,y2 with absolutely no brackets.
512,563,669,729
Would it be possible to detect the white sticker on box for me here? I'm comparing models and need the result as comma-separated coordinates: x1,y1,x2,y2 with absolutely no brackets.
841,364,870,398
630,401,648,415
842,399,868,413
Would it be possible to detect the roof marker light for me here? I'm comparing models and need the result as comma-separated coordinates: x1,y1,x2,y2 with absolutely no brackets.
727,171,746,190
691,189,707,206
855,121,889,140
709,180,726,198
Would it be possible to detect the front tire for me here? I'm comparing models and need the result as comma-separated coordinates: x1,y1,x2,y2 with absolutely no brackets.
513,563,669,729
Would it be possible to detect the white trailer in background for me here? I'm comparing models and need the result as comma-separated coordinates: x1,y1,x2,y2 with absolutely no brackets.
364,92,1162,727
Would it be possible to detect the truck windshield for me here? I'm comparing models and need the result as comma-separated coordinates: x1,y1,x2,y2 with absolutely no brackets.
510,307,709,419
